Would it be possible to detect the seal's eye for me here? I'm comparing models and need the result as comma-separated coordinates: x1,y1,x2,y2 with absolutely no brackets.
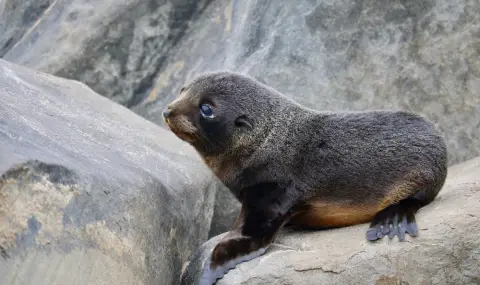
200,104,214,118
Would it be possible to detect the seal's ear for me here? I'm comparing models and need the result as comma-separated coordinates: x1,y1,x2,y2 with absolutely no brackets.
234,115,253,130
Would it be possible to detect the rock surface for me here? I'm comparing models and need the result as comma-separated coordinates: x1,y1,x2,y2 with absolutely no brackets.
183,156,480,285
207,185,240,238
1,0,479,166
0,0,213,107
0,59,219,285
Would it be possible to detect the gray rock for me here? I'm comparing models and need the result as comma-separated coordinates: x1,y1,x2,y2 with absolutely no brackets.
0,59,217,285
207,185,240,238
0,0,54,57
182,156,480,285
2,0,479,166
0,0,214,107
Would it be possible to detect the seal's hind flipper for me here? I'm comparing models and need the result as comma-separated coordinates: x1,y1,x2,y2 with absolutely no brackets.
366,197,423,241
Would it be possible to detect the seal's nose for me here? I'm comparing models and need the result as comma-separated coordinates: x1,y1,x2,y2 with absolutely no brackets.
162,108,171,119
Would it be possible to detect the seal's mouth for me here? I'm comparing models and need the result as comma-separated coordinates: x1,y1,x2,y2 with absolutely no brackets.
164,115,198,143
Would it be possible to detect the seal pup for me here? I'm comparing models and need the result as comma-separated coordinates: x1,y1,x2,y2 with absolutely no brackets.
163,71,448,284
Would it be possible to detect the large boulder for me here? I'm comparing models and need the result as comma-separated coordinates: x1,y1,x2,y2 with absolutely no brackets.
184,156,480,285
0,59,219,285
1,0,479,166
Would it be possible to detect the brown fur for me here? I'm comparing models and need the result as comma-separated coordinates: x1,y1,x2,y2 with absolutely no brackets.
290,201,382,228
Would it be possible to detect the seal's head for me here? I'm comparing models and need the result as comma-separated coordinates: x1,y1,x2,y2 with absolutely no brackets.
163,71,274,156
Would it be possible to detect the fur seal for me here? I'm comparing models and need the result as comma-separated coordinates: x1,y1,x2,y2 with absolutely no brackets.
163,71,448,284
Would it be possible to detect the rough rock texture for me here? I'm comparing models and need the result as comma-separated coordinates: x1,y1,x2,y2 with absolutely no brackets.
0,59,219,285
1,0,479,166
0,0,213,107
183,156,480,285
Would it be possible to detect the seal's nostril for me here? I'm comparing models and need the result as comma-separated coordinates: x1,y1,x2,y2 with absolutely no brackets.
163,108,171,119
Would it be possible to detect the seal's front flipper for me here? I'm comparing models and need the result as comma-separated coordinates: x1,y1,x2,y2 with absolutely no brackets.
366,197,423,241
197,181,298,285
198,237,267,285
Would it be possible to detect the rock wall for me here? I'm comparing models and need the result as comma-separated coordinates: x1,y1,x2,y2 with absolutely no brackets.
1,2,479,282
1,0,479,166
0,59,218,285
